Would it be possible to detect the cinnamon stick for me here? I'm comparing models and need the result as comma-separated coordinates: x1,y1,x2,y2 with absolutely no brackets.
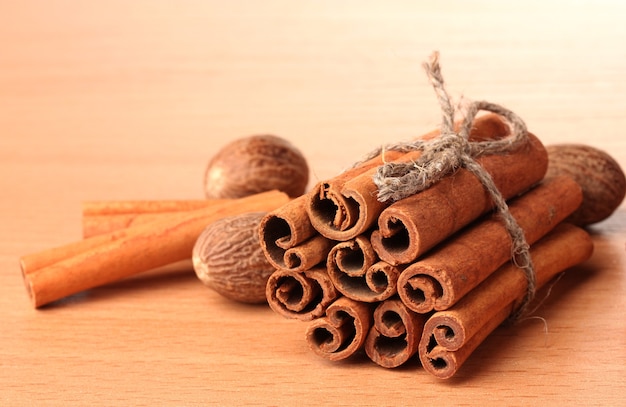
265,266,338,321
327,235,402,302
83,199,232,237
306,114,511,241
20,190,289,307
282,235,336,271
258,195,320,270
327,249,403,303
305,296,373,361
396,175,582,314
370,130,548,265
82,199,226,215
364,297,427,368
418,222,594,379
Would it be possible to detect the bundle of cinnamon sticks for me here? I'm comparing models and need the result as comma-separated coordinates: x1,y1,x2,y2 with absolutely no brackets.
259,113,594,379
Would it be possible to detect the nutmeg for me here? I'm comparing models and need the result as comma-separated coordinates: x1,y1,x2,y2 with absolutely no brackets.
546,144,626,226
192,212,276,304
203,135,309,199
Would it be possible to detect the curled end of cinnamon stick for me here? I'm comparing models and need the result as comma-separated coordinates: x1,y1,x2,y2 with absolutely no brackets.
307,178,386,241
421,315,467,353
328,258,401,303
265,267,338,321
364,298,426,368
419,342,460,380
306,182,361,240
370,215,419,266
258,196,316,270
283,234,336,271
326,236,399,302
305,296,373,361
397,267,445,314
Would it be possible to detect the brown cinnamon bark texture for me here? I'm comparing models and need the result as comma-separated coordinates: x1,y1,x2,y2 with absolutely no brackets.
418,223,593,379
265,266,338,321
82,199,226,215
370,130,548,265
306,114,511,241
281,234,336,271
396,175,582,314
258,195,320,270
326,235,401,302
327,235,378,280
82,199,232,237
21,190,289,308
305,296,374,361
328,257,403,303
364,297,427,368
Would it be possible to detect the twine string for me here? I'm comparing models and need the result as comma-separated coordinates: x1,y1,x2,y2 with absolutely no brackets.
366,51,536,320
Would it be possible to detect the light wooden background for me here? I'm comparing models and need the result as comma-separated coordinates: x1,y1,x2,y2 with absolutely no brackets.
1,1,624,405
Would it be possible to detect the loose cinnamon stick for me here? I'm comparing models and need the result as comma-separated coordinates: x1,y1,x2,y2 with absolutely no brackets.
327,235,401,302
83,214,162,238
418,223,594,379
370,130,548,265
20,190,289,308
364,297,427,368
397,175,582,314
307,114,511,241
82,199,226,215
265,266,338,321
305,296,373,361
83,199,231,237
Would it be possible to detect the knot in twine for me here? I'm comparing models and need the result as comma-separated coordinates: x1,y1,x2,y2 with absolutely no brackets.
367,51,536,321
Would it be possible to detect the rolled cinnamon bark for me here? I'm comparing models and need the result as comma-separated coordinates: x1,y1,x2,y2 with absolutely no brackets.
305,296,373,361
265,266,338,321
83,214,161,238
326,235,401,302
83,199,231,237
364,297,427,368
82,199,224,215
327,235,378,279
258,195,320,270
20,190,290,308
306,114,511,241
418,222,593,379
282,235,336,271
328,256,403,303
396,175,582,314
370,130,548,265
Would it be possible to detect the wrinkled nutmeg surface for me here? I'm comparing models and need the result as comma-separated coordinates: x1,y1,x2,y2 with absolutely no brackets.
192,212,276,303
546,143,626,226
204,134,309,199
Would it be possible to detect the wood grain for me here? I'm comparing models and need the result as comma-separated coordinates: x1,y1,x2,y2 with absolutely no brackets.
1,1,624,405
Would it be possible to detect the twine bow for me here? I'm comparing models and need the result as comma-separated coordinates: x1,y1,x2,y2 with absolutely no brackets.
368,51,536,320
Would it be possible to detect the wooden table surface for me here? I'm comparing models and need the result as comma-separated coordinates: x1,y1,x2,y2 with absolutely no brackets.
1,1,625,405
